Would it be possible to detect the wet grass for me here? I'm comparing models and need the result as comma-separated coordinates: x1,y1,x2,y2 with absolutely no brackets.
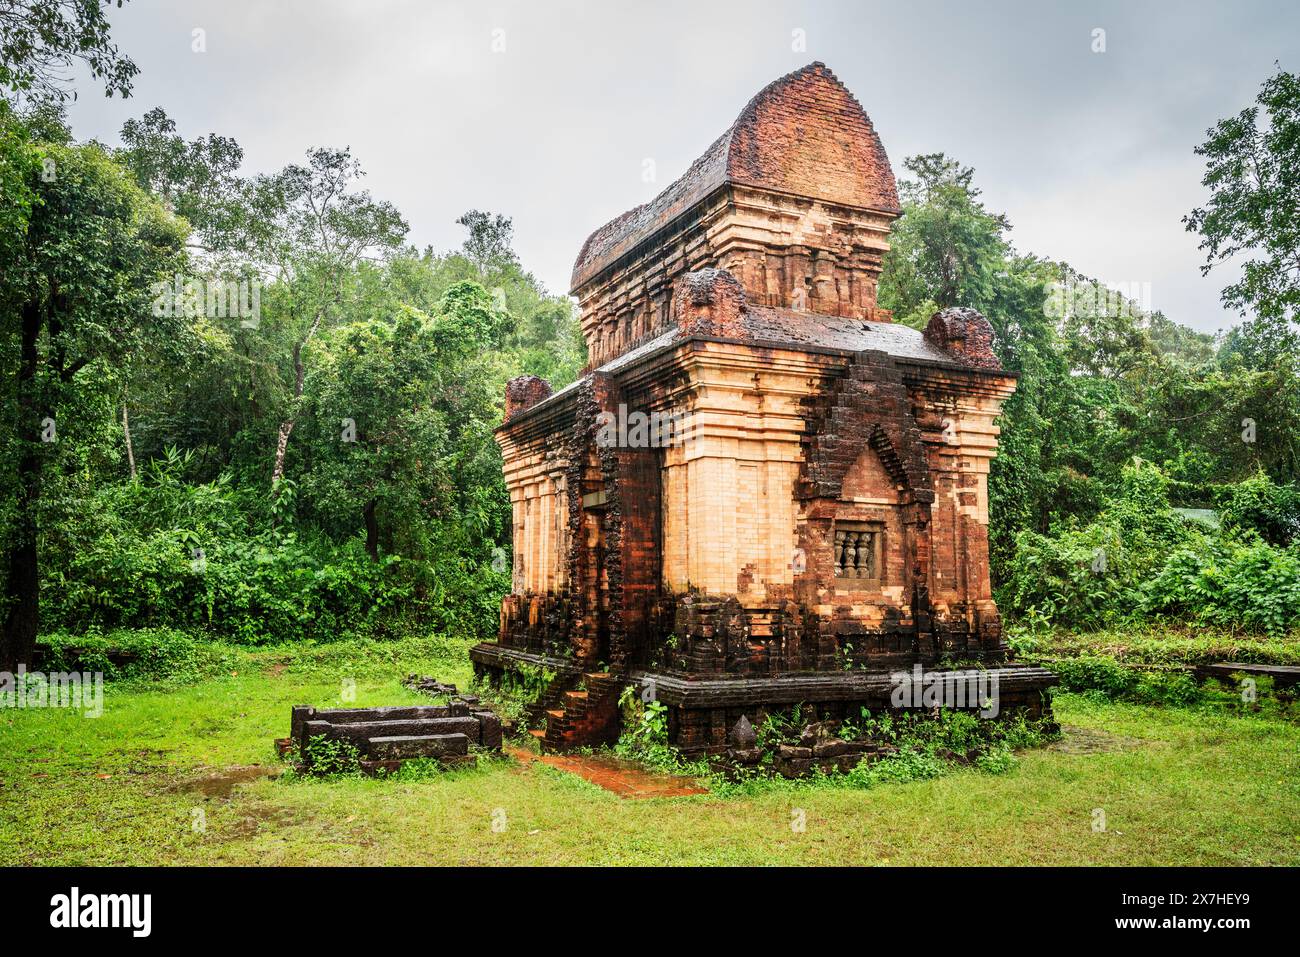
2,635,1299,866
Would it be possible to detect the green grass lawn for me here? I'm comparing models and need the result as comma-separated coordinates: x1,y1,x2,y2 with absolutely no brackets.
2,634,1298,866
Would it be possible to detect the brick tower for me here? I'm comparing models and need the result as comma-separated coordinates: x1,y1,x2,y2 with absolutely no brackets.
472,63,1055,754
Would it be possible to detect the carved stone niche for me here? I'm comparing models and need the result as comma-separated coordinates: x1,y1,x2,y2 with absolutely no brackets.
833,521,884,583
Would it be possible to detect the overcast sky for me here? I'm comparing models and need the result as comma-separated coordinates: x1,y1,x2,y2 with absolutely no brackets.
65,0,1300,333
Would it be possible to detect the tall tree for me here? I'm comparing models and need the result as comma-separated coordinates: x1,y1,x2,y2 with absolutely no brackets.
229,148,407,488
116,106,244,255
0,111,186,669
0,0,139,104
878,152,1011,325
300,281,507,560
1185,67,1300,482
456,209,518,274
1185,67,1300,337
109,107,250,478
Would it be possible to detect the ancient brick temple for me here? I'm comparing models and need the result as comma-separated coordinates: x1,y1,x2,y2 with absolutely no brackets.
471,63,1055,754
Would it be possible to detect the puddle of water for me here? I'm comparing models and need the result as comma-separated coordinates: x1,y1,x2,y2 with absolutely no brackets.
1048,725,1147,755
505,745,707,799
176,765,279,799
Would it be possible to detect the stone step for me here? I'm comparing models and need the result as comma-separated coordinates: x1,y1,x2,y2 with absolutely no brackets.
292,704,467,740
302,716,481,751
367,733,469,760
300,704,466,724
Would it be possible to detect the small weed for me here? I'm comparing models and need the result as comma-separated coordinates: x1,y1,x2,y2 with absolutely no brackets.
300,734,362,776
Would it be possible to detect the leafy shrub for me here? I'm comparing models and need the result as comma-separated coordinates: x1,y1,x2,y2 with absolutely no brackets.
615,685,684,772
1215,472,1300,546
1048,655,1139,698
998,460,1300,635
1007,622,1300,666
477,662,560,726
1144,540,1300,636
37,627,236,682
974,746,1017,774
846,747,946,786
40,455,508,643
1046,655,1199,705
301,734,362,776
998,461,1193,628
1133,670,1200,706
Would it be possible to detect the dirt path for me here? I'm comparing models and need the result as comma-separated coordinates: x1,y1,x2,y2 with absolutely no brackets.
505,745,708,798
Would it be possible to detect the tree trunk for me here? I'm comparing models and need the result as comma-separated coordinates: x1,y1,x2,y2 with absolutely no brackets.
271,417,294,490
363,499,379,560
1,301,44,672
122,395,137,481
271,305,329,491
1,499,40,673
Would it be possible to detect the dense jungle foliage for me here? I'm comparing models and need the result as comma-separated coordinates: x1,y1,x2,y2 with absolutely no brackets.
2,11,1298,663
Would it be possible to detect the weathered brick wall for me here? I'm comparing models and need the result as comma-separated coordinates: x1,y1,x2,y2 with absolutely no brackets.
672,268,748,339
571,63,901,369
906,363,1014,659
788,350,932,668
665,684,1053,757
726,63,897,219
923,307,1001,371
494,331,1014,677
492,62,1017,681
504,374,553,422
575,188,897,369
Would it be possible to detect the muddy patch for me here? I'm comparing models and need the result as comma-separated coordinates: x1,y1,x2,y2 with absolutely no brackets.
222,803,300,840
174,764,280,799
1048,725,1149,755
505,745,707,799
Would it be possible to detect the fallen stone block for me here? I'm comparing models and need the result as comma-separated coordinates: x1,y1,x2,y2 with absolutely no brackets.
403,674,461,697
812,739,852,758
473,711,502,749
367,733,470,760
310,704,467,723
287,699,503,774
302,717,481,754
777,757,813,778
292,704,467,742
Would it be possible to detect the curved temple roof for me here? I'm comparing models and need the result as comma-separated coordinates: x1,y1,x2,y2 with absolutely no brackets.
570,62,900,293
